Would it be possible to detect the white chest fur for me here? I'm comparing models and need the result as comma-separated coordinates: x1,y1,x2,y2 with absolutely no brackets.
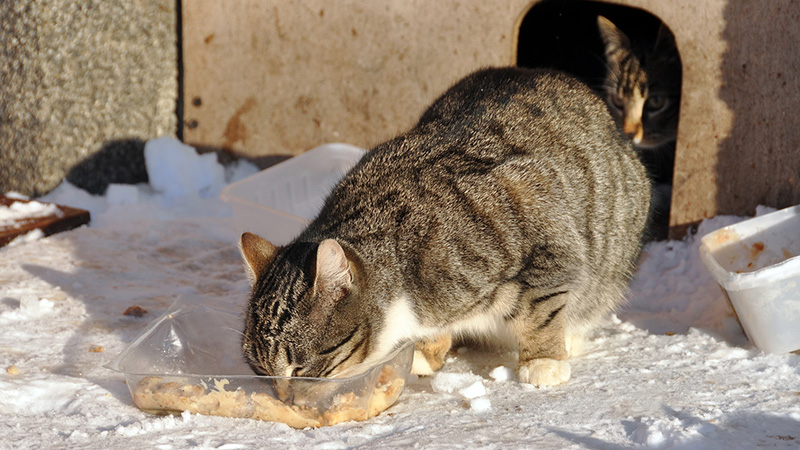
366,284,520,367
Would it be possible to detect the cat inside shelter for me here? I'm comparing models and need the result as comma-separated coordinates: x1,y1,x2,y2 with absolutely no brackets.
517,0,682,240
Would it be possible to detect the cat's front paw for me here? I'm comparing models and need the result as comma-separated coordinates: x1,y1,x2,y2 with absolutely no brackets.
412,334,452,376
517,358,571,387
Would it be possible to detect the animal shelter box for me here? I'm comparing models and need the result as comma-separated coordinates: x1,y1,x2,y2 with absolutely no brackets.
182,0,800,237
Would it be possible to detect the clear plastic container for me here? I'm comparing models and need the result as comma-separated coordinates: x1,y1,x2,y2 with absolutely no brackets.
107,297,413,428
699,205,800,354
220,143,365,245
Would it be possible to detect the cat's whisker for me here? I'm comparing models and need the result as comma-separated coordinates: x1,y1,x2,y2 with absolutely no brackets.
223,326,247,339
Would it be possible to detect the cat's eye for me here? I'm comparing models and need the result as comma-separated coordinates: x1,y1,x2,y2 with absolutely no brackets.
645,95,668,112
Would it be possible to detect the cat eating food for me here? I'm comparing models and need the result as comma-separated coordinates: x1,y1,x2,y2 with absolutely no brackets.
240,67,651,387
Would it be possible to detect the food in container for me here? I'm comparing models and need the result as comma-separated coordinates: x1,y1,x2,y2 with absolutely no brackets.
108,297,412,427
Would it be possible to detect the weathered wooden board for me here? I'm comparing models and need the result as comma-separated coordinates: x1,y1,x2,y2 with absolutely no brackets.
0,197,91,247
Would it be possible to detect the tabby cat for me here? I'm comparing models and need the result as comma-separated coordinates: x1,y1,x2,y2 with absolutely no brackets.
240,67,651,387
596,15,681,151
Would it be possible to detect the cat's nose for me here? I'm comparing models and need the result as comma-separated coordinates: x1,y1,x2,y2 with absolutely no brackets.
623,120,644,144
274,378,294,403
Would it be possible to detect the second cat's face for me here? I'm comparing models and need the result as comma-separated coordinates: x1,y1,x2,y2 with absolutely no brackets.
597,16,681,150
603,67,679,149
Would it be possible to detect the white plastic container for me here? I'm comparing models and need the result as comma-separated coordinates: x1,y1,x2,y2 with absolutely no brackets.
699,205,800,354
220,143,365,245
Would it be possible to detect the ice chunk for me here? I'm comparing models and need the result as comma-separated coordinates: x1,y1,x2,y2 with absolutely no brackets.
489,365,513,382
225,159,260,184
458,381,486,399
144,137,225,197
469,397,492,413
430,372,483,395
198,152,226,195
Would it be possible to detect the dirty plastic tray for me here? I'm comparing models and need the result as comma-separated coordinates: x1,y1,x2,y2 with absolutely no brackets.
220,143,365,245
107,297,412,428
699,205,800,354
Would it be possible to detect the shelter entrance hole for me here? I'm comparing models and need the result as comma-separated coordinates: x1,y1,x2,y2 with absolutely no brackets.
517,0,683,240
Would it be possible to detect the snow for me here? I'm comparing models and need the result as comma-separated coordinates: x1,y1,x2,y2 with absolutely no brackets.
1,137,799,449
469,397,492,413
0,199,62,227
458,381,487,400
5,229,46,248
489,365,513,382
144,136,226,198
430,372,484,395
105,184,140,206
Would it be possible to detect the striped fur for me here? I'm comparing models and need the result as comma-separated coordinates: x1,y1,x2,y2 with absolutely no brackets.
597,16,681,150
241,67,651,387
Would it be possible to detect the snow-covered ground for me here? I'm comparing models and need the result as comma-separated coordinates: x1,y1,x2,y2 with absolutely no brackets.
1,138,798,449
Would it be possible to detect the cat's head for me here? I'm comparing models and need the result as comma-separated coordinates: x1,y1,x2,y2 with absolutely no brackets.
597,16,681,149
239,233,371,380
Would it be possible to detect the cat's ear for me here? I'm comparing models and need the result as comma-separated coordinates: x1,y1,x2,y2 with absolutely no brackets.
239,232,278,285
309,239,353,327
597,16,631,61
314,239,353,294
653,23,677,53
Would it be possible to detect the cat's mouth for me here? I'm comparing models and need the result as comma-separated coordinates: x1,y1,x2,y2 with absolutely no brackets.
270,373,350,407
633,136,673,150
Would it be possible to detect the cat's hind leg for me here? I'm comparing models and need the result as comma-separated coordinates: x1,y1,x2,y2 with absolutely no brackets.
510,290,572,387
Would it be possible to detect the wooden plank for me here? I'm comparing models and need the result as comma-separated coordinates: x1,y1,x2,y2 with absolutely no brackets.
0,197,91,247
